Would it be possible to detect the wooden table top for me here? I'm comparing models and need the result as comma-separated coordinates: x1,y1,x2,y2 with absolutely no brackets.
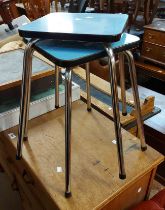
0,101,164,210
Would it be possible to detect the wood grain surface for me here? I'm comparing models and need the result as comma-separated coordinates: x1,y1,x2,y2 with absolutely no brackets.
0,101,163,210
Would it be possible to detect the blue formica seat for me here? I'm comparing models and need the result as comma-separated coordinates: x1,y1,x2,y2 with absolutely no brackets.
17,12,147,197
33,33,140,67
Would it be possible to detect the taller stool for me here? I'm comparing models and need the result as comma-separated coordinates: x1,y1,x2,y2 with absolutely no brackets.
17,13,147,197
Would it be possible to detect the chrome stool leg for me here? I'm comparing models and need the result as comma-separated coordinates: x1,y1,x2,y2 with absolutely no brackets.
119,53,127,116
65,67,72,198
85,63,91,111
55,65,59,108
23,48,33,142
104,45,126,179
124,50,147,151
23,40,40,142
16,40,36,159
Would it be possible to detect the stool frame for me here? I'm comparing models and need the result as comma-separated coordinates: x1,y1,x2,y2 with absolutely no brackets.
85,50,147,151
16,37,146,197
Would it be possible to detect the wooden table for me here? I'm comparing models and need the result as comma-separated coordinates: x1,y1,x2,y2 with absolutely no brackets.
133,86,165,185
0,101,164,209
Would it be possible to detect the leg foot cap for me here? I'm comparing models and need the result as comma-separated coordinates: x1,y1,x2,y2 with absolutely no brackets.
23,136,28,141
122,112,127,116
119,174,126,180
65,192,72,198
16,155,22,160
141,146,147,151
87,108,92,112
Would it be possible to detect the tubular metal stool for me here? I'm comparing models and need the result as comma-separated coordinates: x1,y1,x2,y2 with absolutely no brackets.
55,65,60,108
16,13,146,197
86,35,147,151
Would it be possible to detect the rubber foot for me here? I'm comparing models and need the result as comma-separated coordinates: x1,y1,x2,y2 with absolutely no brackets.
122,112,127,116
55,105,59,109
119,173,126,180
65,192,72,198
87,108,92,112
23,136,28,141
141,146,147,151
16,155,22,160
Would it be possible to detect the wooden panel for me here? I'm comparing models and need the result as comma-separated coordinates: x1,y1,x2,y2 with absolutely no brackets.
0,101,163,210
143,29,165,46
135,59,165,81
141,42,165,66
142,19,165,66
139,18,165,79
101,170,153,210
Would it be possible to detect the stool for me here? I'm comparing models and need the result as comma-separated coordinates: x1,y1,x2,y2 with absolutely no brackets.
91,34,147,148
17,13,147,197
118,50,146,143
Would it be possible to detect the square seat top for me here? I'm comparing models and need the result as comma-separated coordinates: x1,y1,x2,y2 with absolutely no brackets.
18,13,128,42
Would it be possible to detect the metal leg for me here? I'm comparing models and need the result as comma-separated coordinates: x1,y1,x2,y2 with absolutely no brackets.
17,40,38,159
119,53,127,116
55,65,59,108
23,53,34,142
124,50,147,151
104,44,126,179
65,68,72,198
24,40,40,141
16,42,33,159
85,63,91,111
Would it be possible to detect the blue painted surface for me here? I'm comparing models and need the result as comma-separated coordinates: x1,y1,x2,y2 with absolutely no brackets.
19,13,128,42
34,33,139,66
111,33,140,52
35,40,104,60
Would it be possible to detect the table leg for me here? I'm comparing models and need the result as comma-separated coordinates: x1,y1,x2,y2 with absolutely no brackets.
119,53,127,116
104,45,126,179
65,68,72,197
55,65,59,108
124,50,147,151
16,40,37,159
86,63,91,111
